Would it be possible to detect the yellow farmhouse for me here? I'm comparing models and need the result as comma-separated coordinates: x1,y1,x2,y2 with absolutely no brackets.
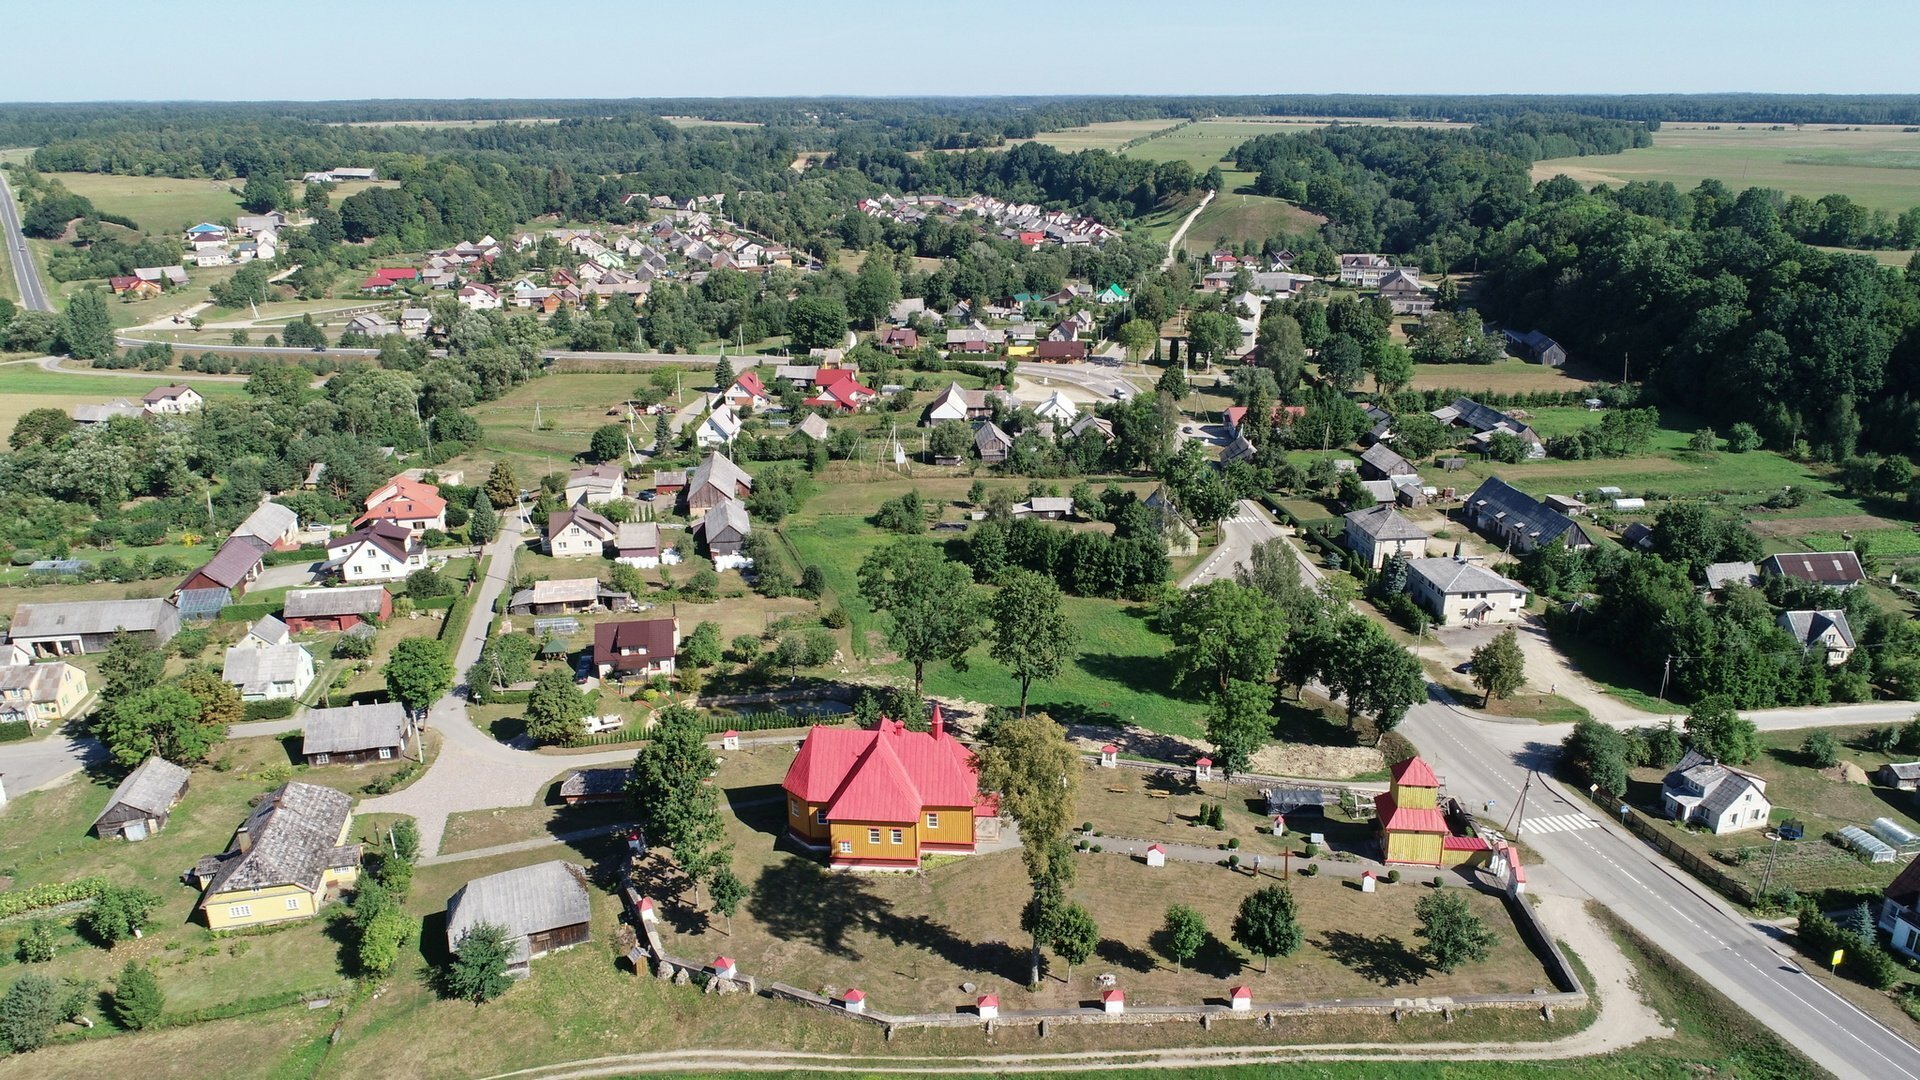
190,781,360,929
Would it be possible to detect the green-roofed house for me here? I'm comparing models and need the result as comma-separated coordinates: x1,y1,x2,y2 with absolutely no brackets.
1096,283,1129,305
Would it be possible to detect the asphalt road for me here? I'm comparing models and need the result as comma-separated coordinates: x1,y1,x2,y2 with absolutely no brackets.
1401,700,1920,1080
0,171,52,311
1179,498,1284,587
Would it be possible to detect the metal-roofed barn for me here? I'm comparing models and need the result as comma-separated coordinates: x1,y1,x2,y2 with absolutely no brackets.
300,702,412,764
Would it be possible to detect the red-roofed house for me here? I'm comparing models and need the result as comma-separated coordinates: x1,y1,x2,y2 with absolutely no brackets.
1224,402,1306,439
1375,756,1448,866
355,476,448,534
805,368,878,412
360,268,419,293
722,371,773,413
109,275,162,297
782,707,989,869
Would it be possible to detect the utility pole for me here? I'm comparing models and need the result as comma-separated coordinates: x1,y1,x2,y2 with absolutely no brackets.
1658,655,1673,702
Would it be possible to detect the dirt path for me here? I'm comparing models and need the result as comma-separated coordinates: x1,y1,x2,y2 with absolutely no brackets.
483,895,1669,1078
1160,189,1215,270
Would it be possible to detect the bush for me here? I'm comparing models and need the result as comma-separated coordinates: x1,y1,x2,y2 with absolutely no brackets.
1091,844,1104,853
1227,854,1241,868
79,885,160,945
170,628,210,659
1432,875,1445,888
1302,863,1319,877
1802,730,1840,768
821,606,850,629
1302,842,1318,858
1386,869,1401,884
16,921,55,963
242,698,298,722
1227,837,1240,849
0,878,108,921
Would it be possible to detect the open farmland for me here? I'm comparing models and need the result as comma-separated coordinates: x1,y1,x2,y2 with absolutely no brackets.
1534,122,1920,213
1019,119,1183,153
1178,189,1325,254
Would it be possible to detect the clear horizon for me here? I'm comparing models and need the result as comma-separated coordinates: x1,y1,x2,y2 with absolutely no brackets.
1,0,1916,103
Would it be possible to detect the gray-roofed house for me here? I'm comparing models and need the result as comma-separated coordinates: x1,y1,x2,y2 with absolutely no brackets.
70,399,147,424
974,421,1014,465
1221,433,1257,465
222,641,316,701
232,501,301,550
1878,762,1920,791
794,413,831,443
1011,497,1075,520
191,781,360,928
694,499,752,571
559,767,631,805
1779,609,1857,665
243,615,291,650
545,507,618,558
1343,505,1432,569
614,521,668,568
685,451,754,514
1461,477,1594,554
507,578,635,616
93,756,190,841
1145,486,1200,557
300,702,413,765
1407,557,1529,625
1434,398,1546,459
1358,443,1417,481
445,861,592,976
1704,561,1760,592
282,585,392,634
8,598,181,656
1660,749,1770,835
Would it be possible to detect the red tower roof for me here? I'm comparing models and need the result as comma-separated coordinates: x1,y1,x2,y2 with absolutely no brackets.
1390,756,1439,788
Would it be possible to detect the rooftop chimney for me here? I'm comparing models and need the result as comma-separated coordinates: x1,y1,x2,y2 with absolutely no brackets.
931,703,945,740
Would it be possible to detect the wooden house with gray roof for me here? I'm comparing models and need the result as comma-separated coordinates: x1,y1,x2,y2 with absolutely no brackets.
445,860,592,976
93,756,190,841
300,702,413,765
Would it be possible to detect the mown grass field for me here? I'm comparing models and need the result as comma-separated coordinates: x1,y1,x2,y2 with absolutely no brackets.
43,171,246,233
1178,189,1325,255
1410,358,1603,394
0,361,247,440
1534,121,1920,213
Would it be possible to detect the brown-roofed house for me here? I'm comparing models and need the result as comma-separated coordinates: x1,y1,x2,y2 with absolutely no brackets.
593,618,679,680
93,756,190,841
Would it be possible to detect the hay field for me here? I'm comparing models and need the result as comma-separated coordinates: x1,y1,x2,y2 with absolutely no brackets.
1534,122,1920,212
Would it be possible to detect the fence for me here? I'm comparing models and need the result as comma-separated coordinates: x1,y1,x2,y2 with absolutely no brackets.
1590,790,1757,905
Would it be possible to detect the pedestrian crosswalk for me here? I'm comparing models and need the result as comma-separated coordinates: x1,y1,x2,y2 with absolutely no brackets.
1520,813,1601,834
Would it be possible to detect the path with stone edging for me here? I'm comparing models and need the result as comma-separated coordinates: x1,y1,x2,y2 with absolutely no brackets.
478,894,1670,1078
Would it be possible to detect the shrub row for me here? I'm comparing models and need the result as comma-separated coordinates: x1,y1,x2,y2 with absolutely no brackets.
241,699,299,722
0,877,108,920
263,546,327,568
0,722,38,743
438,594,475,643
361,759,424,796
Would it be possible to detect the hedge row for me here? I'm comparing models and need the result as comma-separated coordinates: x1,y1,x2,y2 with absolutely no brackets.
439,594,475,643
242,698,298,722
263,546,327,568
698,710,843,736
216,601,280,624
0,877,108,920
0,721,37,743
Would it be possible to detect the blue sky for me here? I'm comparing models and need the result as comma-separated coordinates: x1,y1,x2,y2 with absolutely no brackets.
3,0,1918,101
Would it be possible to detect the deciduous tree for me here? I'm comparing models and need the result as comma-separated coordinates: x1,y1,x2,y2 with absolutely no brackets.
384,638,453,715
1051,903,1099,982
627,708,729,888
1206,678,1275,777
1415,889,1495,973
1232,885,1303,972
857,541,981,698
1469,629,1526,704
975,712,1080,985
987,570,1076,717
525,669,592,745
1162,904,1207,969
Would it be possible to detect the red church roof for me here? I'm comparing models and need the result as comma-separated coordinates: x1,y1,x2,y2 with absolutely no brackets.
1374,792,1448,833
1390,756,1439,788
783,718,979,824
1442,835,1490,851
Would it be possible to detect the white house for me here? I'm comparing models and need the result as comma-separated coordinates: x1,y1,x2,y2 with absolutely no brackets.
564,463,626,506
696,403,743,449
143,384,204,415
458,283,502,311
1033,390,1078,424
1779,609,1856,665
1660,749,1770,835
221,641,316,701
1406,557,1528,626
1878,859,1920,959
325,522,426,583
1342,505,1431,571
545,507,617,558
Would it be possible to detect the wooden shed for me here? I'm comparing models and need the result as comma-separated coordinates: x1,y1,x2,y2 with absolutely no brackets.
445,860,593,976
93,756,190,841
